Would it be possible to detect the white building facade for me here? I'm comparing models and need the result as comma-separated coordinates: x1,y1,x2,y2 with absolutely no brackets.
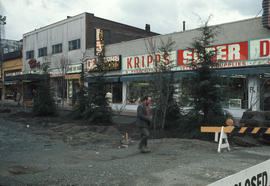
84,17,270,119
22,12,158,105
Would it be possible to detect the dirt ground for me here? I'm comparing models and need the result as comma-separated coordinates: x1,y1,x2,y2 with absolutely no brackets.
0,105,270,186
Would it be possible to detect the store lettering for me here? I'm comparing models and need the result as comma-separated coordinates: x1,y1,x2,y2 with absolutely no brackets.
182,44,241,64
260,40,270,57
234,171,268,186
178,41,248,66
87,55,121,71
126,54,170,69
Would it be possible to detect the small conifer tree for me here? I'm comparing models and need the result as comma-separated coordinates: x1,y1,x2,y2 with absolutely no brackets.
188,19,226,125
33,64,57,116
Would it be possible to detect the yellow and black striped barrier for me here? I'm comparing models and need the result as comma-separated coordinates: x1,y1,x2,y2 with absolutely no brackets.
201,126,270,135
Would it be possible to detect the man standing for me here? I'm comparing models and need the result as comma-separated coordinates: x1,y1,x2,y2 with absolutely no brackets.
16,92,21,106
136,96,152,153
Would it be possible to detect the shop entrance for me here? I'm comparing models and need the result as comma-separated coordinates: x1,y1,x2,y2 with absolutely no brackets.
262,78,270,110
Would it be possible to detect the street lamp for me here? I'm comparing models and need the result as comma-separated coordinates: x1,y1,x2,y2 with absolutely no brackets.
0,15,6,100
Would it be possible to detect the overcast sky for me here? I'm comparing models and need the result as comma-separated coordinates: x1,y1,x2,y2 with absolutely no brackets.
0,0,263,40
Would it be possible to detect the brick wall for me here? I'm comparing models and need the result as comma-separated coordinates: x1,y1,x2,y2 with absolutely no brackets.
85,13,159,49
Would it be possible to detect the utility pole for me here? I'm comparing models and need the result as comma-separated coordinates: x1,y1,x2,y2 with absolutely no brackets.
0,15,6,101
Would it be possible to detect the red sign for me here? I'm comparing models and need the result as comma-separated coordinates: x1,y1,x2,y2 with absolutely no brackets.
28,58,40,69
177,41,248,66
95,28,104,56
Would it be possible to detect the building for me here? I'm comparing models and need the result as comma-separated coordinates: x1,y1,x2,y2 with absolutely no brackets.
1,50,23,101
83,16,270,119
1,39,22,54
22,12,158,105
0,39,22,99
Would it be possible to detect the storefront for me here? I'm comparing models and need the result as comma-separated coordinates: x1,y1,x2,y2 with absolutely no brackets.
5,73,48,102
49,69,67,105
65,63,82,105
85,55,123,104
1,50,23,101
117,37,270,117
82,17,270,119
4,70,22,100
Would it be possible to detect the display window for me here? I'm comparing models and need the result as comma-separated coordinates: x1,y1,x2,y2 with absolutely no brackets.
5,84,17,100
126,82,151,104
176,76,248,109
221,76,248,109
87,82,122,104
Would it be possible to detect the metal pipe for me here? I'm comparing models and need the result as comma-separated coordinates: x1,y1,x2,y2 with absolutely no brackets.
0,15,6,101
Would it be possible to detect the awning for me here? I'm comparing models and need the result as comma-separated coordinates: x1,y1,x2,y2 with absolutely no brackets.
172,66,270,79
5,74,49,81
120,73,177,82
214,66,270,75
85,76,120,83
120,72,192,82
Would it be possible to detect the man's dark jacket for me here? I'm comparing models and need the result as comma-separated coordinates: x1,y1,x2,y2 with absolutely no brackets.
136,103,151,128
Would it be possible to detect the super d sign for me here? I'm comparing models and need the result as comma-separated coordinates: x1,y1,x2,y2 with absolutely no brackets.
250,38,270,59
208,159,270,186
177,41,248,66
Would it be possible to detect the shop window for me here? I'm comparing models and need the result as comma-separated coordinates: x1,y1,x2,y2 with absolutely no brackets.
69,39,80,51
5,84,17,100
38,47,47,57
221,77,248,109
176,78,194,107
26,50,34,59
52,43,62,54
177,76,248,109
126,82,151,104
112,83,122,103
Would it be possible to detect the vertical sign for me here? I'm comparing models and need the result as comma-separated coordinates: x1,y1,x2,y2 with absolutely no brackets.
95,28,104,56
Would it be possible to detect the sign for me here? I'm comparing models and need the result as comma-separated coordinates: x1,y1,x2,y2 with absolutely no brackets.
87,55,121,72
176,38,270,71
95,28,104,56
5,71,23,77
208,159,270,186
66,64,82,74
122,52,176,74
5,70,22,78
229,99,242,109
176,41,249,70
28,58,40,69
49,68,64,77
122,38,270,74
250,38,270,60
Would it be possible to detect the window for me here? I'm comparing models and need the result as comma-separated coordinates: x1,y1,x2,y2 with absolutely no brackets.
26,50,34,59
177,76,248,109
69,39,80,50
220,77,248,109
52,43,62,54
112,83,122,103
126,82,151,104
38,47,47,57
103,29,112,44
